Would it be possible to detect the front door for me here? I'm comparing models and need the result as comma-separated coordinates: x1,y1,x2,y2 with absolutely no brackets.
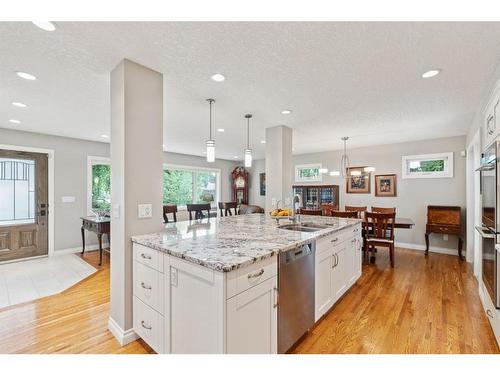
0,149,48,262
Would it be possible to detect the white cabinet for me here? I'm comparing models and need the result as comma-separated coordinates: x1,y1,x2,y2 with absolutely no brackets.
314,224,362,322
226,276,278,354
169,256,225,354
315,246,334,320
483,82,500,149
479,279,500,347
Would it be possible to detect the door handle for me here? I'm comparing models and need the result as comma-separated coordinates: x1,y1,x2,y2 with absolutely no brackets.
141,320,152,330
487,309,494,319
247,269,265,279
140,282,152,290
332,253,338,268
141,253,152,260
273,286,279,308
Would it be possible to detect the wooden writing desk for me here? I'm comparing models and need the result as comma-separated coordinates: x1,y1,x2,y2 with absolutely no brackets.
425,205,463,260
81,216,110,266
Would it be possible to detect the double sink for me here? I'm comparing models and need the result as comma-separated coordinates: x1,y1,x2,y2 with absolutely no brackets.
278,222,331,232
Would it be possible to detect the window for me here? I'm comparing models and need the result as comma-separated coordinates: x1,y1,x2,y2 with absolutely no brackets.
402,152,453,179
295,164,323,182
163,164,220,209
0,158,35,225
87,156,111,213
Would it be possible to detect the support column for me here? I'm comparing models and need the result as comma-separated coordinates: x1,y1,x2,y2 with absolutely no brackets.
265,125,293,212
108,59,164,345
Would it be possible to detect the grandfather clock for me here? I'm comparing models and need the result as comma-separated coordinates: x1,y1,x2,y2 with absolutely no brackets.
232,166,249,205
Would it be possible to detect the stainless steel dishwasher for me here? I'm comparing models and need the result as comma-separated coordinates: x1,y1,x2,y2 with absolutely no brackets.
278,241,315,353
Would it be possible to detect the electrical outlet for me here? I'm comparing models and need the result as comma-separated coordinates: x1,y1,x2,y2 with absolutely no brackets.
138,203,153,219
171,267,178,287
443,234,449,241
271,198,277,206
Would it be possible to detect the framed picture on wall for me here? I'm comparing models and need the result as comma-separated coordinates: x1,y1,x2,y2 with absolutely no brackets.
375,174,397,197
295,164,323,183
259,173,266,196
346,166,370,194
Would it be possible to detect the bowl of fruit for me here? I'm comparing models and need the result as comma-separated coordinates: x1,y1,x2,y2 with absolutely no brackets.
270,208,292,222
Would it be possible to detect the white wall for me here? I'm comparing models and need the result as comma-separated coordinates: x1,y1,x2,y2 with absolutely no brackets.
0,128,239,252
250,136,466,251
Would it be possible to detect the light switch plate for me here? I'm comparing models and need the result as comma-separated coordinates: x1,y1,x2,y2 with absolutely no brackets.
61,196,75,203
271,198,277,206
113,204,120,219
138,203,153,219
443,234,449,241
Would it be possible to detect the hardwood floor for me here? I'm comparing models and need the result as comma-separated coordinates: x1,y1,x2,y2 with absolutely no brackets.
0,247,497,354
293,248,500,354
0,251,152,354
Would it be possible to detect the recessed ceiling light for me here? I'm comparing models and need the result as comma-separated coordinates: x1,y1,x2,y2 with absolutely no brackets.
217,128,225,132
32,21,56,31
422,69,441,78
16,71,37,80
281,109,292,115
260,140,266,144
210,73,225,82
12,102,27,108
9,119,21,124
101,134,109,139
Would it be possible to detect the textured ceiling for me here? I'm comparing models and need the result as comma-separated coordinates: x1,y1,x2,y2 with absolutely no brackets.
1,22,500,160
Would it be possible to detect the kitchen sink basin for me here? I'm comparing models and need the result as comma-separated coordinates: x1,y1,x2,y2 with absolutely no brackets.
278,222,330,232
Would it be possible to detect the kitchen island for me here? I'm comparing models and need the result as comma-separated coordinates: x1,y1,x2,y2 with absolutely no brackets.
130,214,362,354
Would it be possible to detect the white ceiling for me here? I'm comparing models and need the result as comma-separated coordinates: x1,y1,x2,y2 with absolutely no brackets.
1,22,500,160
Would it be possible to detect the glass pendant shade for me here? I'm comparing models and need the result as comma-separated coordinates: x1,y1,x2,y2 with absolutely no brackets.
206,140,215,163
244,149,252,167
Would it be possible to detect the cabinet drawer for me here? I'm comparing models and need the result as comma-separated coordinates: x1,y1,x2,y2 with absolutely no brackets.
133,243,163,273
481,282,500,346
426,224,460,235
133,296,164,353
226,256,277,299
133,260,164,315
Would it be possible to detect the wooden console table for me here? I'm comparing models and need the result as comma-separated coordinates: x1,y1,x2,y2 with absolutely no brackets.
81,216,110,266
424,205,464,260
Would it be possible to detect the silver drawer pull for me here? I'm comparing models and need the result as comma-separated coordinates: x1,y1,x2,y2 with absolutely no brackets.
140,282,152,290
487,309,494,319
331,238,338,243
248,269,265,279
273,286,279,308
141,253,152,260
141,320,152,330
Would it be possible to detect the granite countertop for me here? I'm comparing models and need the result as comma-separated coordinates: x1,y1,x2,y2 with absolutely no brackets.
131,214,360,272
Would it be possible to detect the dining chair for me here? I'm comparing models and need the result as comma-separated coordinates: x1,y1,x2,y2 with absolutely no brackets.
363,212,396,267
163,204,178,223
371,206,396,214
320,204,337,216
299,208,323,216
218,202,238,217
238,204,265,214
345,205,367,219
186,203,212,220
331,210,359,219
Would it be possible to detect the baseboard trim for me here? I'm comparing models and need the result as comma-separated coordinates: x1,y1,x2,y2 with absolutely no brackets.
395,241,465,257
107,317,138,346
54,243,110,256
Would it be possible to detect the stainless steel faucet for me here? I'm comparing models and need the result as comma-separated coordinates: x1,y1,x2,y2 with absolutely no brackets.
291,194,301,223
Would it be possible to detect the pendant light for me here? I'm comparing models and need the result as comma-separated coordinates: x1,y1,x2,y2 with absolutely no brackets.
205,99,215,163
244,114,253,167
329,136,375,178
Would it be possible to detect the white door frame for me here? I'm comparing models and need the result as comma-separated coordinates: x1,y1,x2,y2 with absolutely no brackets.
0,144,55,257
466,130,481,278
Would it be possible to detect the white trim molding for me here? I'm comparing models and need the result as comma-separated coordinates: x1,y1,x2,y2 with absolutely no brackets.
401,152,454,179
0,144,55,257
108,317,138,346
395,241,465,257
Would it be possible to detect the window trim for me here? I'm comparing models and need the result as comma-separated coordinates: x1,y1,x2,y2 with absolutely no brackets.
295,163,323,183
163,163,221,210
87,155,111,215
401,152,454,179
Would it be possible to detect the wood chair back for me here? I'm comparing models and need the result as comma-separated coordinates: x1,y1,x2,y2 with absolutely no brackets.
299,208,323,216
163,204,178,223
238,204,265,215
331,210,359,219
218,202,238,217
186,203,211,220
364,212,396,241
320,204,339,216
371,206,396,214
344,206,367,219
